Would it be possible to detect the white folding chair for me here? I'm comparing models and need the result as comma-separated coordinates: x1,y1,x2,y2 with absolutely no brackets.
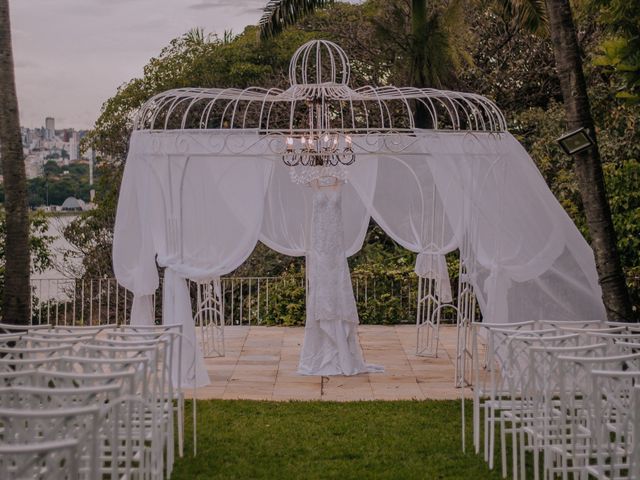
587,369,640,480
553,352,640,478
470,321,537,460
525,342,608,480
500,333,580,480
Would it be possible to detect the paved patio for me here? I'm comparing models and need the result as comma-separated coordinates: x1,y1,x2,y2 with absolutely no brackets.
197,325,468,401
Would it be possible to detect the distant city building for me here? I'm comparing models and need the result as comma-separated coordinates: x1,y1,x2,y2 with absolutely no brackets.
45,117,55,140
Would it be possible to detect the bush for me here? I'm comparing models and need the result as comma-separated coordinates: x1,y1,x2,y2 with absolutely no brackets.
254,262,419,326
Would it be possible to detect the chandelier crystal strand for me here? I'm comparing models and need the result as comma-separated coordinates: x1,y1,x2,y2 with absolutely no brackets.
288,163,349,185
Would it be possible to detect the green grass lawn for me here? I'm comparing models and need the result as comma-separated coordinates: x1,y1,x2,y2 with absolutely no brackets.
172,400,505,480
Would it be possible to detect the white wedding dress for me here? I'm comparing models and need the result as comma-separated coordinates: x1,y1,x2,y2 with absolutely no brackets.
298,180,383,376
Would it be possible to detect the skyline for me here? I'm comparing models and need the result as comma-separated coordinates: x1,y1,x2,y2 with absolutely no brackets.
10,0,266,130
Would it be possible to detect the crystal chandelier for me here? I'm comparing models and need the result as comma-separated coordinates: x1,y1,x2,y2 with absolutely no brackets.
282,133,355,167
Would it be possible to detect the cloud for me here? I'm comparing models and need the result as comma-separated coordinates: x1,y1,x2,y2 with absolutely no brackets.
188,2,220,10
189,0,264,13
14,60,36,69
10,0,267,128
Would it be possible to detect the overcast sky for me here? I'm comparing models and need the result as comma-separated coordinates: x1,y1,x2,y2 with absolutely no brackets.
9,0,266,130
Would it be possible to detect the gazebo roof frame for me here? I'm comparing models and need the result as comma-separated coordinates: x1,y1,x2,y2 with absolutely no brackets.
133,40,507,136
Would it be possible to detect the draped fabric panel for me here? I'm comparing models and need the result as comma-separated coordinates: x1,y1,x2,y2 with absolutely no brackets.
260,153,373,257
113,130,606,387
114,132,272,387
414,132,605,323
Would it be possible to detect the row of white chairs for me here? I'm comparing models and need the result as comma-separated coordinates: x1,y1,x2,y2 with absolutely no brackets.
470,319,640,480
0,322,196,479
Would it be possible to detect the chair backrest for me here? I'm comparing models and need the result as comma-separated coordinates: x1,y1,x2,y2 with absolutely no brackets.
614,341,640,355
82,338,168,403
504,333,580,397
0,323,50,334
560,325,626,333
0,438,80,480
529,342,608,396
0,333,22,346
16,334,96,352
52,325,116,335
527,343,608,421
474,326,568,403
50,356,145,397
0,344,72,360
0,368,38,387
557,351,640,399
0,405,102,479
585,332,640,354
27,330,99,341
0,355,63,373
106,330,177,400
0,384,122,410
537,319,605,331
37,367,136,394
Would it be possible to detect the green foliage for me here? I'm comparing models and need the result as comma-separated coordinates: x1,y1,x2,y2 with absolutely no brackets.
31,160,92,207
591,0,640,103
0,210,54,311
256,228,421,326
510,87,640,312
62,163,121,278
258,265,307,326
351,263,416,325
0,160,92,207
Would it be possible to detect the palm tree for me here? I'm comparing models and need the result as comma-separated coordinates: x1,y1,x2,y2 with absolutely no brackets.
259,0,334,39
544,0,632,320
0,0,31,324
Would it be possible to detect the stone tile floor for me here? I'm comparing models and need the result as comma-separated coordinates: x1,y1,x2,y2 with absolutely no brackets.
196,325,471,401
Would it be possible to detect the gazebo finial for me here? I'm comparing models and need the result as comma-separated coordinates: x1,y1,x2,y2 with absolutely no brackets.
288,40,350,86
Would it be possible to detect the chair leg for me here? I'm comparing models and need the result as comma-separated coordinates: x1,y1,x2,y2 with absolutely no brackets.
489,407,496,469
519,428,526,480
500,416,508,478
512,419,519,480
485,404,490,463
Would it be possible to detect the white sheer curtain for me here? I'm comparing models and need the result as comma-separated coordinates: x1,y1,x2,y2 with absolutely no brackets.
417,131,605,323
114,129,607,387
114,131,272,387
349,131,605,323
349,135,458,302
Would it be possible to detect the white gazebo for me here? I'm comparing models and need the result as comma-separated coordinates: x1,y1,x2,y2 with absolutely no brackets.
113,40,605,387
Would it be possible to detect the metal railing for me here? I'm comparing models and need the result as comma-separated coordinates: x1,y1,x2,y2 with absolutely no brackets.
29,274,420,327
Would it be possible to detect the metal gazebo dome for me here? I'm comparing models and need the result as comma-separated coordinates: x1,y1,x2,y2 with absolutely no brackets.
134,40,506,135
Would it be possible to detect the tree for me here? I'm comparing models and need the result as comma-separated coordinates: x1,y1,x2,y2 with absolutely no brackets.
0,0,30,324
259,0,333,39
544,0,632,320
